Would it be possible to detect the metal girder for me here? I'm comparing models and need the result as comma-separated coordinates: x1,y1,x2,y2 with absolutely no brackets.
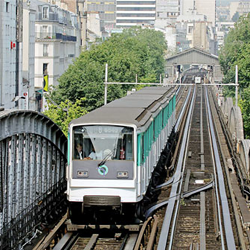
0,110,67,156
0,110,68,249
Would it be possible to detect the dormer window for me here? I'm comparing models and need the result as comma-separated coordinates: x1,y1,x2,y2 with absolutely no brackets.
42,6,49,19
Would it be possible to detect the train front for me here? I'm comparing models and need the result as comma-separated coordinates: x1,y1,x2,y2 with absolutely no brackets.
67,123,138,223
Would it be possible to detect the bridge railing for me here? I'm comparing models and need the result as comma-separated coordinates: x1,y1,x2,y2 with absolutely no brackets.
0,110,67,250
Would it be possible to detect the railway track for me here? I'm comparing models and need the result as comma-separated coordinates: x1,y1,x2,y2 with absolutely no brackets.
147,84,239,249
170,85,221,249
33,215,160,250
54,232,131,250
30,83,244,250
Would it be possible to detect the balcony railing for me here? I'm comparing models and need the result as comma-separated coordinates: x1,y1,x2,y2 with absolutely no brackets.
36,32,77,42
36,13,59,22
36,13,74,26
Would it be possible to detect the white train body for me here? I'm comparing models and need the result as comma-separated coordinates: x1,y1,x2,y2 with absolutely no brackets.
67,87,176,212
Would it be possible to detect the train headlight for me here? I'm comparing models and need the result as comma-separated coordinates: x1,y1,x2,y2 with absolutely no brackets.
117,171,128,178
77,171,88,177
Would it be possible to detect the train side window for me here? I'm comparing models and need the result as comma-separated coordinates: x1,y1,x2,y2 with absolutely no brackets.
142,135,144,162
125,134,133,160
153,122,155,141
162,110,164,127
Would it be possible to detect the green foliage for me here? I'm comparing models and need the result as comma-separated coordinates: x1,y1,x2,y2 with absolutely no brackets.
219,13,250,137
43,98,88,136
219,14,250,90
239,87,250,138
50,27,167,111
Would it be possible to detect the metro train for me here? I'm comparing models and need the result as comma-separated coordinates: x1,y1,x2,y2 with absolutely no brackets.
66,87,176,224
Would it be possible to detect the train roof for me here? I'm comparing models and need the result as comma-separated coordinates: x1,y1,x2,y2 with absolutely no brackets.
70,86,175,128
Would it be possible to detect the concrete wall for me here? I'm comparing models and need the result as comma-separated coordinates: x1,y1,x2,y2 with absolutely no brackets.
193,22,209,51
195,0,216,26
214,87,250,178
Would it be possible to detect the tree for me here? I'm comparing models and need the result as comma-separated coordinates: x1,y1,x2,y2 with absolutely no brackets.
49,27,167,111
219,13,250,137
219,13,250,90
43,98,88,136
239,87,250,138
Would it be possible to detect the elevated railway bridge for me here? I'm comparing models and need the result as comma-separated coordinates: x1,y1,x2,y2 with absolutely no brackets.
1,52,250,249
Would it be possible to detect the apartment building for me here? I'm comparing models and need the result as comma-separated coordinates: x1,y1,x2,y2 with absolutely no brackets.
155,0,180,28
38,0,77,12
182,0,216,27
116,0,156,27
23,1,36,110
0,0,24,110
237,0,250,15
35,1,81,110
195,0,216,27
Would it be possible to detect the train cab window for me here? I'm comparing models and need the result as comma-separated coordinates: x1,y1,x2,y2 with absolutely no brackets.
73,125,134,161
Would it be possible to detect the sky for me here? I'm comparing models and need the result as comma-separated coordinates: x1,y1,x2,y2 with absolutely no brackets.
217,0,239,5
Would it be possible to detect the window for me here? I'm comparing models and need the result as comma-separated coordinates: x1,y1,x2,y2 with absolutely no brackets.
42,25,47,33
73,125,134,161
6,2,9,12
43,63,48,75
42,6,49,19
43,44,48,56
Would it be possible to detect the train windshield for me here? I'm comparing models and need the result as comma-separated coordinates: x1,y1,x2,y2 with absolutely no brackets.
73,125,134,161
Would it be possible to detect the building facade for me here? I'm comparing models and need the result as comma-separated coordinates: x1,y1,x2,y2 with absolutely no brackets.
35,1,81,110
181,0,194,16
181,0,216,27
195,0,216,27
116,0,156,27
0,0,24,110
23,1,36,110
86,0,116,30
155,0,179,28
237,0,250,15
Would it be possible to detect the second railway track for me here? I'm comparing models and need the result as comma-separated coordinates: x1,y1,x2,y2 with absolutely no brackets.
32,84,243,250
170,85,222,249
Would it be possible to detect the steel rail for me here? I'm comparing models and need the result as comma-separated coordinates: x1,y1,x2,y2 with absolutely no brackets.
84,234,99,250
175,87,192,133
205,87,226,250
119,233,129,250
34,213,68,250
53,233,79,250
53,233,73,250
176,86,181,97
157,87,197,250
124,234,138,250
200,87,206,249
146,180,212,219
134,216,153,250
153,86,192,193
210,88,247,249
205,86,236,250
146,215,159,250
167,87,197,250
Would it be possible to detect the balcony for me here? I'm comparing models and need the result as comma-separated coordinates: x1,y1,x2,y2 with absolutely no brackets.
36,32,77,42
36,13,59,22
36,13,73,26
